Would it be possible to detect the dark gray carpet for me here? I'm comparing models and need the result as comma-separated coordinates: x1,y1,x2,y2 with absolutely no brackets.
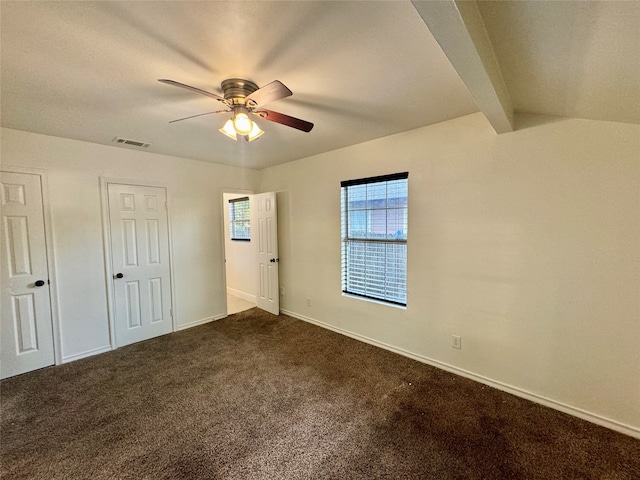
1,308,639,479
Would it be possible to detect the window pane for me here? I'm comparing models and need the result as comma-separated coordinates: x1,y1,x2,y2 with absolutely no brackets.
366,183,387,209
347,210,366,239
348,184,367,210
387,208,407,240
342,240,407,304
387,179,407,208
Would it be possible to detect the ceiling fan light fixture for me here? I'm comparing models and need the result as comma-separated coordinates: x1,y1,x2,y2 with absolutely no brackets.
219,119,238,140
233,108,253,135
246,122,264,142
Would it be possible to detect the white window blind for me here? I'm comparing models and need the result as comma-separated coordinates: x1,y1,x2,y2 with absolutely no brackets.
229,197,250,241
341,172,408,306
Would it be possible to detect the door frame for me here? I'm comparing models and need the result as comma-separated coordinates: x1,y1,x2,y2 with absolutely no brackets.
100,177,177,348
1,165,62,365
219,187,254,315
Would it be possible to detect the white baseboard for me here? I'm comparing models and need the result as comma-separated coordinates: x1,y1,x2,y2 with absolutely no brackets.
281,308,640,440
226,288,256,303
60,345,112,364
175,313,227,331
59,314,228,363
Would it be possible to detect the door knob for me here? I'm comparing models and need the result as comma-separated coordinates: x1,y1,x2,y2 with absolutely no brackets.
34,280,46,287
114,273,124,279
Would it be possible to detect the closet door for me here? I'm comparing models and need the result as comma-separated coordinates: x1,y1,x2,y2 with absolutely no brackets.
1,172,54,378
108,183,173,346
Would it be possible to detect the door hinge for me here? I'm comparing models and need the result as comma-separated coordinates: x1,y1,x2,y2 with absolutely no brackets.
170,308,173,317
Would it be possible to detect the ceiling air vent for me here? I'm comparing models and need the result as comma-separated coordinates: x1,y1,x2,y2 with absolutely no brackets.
113,137,151,148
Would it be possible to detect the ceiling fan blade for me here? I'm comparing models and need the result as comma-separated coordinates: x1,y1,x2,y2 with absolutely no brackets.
158,79,227,104
245,80,292,107
169,110,230,123
254,109,313,132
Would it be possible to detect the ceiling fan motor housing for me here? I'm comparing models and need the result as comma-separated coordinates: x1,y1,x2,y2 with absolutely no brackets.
221,78,259,105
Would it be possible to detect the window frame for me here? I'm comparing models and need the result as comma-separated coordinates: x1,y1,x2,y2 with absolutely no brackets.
228,196,251,241
341,172,408,307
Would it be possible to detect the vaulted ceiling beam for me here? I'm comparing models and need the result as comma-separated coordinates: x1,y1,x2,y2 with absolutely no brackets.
411,0,514,133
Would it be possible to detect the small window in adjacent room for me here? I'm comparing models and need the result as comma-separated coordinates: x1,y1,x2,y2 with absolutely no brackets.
229,197,250,241
341,172,408,306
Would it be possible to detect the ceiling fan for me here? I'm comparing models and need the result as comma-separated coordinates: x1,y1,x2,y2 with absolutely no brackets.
158,78,314,141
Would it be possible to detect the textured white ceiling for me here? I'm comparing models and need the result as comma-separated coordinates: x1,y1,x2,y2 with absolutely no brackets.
477,0,640,125
2,1,637,170
0,1,477,169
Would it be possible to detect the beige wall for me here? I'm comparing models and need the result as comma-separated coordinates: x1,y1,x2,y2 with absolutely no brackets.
259,112,640,435
2,112,638,436
1,128,259,361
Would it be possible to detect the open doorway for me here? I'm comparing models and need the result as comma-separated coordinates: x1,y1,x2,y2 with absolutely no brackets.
222,192,257,315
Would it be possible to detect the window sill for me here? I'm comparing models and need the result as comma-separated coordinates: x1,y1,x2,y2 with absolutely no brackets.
342,293,407,310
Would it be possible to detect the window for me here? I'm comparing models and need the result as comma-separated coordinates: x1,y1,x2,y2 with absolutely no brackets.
341,172,408,306
229,197,250,241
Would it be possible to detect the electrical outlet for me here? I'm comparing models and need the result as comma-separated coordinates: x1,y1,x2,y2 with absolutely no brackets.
280,286,285,296
306,297,311,307
451,335,462,349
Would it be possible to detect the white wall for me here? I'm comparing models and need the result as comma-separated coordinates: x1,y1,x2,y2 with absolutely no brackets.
223,192,256,302
259,112,640,436
1,127,259,362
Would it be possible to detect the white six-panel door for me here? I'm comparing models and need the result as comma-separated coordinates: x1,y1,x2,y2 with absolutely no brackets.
1,172,55,379
252,192,279,315
107,184,173,347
